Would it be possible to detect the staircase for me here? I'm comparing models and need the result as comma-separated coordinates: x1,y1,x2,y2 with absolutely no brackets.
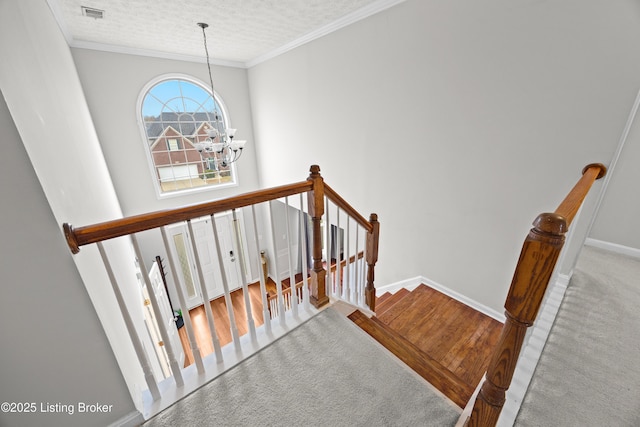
348,284,502,409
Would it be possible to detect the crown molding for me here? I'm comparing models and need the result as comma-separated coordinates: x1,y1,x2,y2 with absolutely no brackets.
69,39,246,68
245,0,407,68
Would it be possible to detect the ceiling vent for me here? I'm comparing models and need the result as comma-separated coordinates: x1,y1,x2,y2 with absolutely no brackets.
81,6,105,19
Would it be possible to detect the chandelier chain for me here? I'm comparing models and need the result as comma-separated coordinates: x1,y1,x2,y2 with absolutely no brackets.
199,23,217,106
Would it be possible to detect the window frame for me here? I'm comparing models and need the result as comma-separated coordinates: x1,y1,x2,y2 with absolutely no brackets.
136,73,238,199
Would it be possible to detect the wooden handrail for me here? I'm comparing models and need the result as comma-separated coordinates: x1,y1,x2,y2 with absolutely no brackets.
324,183,373,233
467,163,606,427
555,163,606,227
63,180,312,254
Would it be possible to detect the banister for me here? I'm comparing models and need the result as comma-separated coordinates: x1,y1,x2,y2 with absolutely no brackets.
63,180,312,254
467,162,606,427
64,164,378,312
324,183,373,233
554,162,607,228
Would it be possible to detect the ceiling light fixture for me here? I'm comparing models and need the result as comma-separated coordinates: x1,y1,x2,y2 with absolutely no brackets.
193,22,246,168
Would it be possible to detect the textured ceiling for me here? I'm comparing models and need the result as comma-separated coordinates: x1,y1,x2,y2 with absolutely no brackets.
49,0,404,67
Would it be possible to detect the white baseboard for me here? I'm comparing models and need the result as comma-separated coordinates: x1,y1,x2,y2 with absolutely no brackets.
585,238,640,259
375,276,424,294
376,276,505,323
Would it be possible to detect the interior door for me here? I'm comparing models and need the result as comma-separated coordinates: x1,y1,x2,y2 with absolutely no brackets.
213,213,242,291
167,213,244,309
191,217,225,299
142,261,185,379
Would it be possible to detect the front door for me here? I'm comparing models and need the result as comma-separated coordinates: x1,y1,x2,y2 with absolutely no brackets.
167,212,245,309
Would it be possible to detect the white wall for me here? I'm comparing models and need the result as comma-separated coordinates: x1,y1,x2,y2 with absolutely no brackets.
248,0,640,311
0,90,135,426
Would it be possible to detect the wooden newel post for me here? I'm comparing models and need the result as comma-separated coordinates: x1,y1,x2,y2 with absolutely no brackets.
468,212,567,427
365,213,380,312
307,165,330,308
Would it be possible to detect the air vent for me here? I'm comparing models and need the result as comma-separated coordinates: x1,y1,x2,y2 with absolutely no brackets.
81,6,105,19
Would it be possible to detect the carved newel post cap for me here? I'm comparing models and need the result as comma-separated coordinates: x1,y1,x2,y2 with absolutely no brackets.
532,212,567,235
309,165,321,175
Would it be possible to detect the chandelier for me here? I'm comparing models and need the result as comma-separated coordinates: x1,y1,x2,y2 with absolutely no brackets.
193,22,246,168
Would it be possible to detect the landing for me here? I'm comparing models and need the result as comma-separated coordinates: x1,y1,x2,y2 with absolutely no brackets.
352,284,503,407
144,307,461,426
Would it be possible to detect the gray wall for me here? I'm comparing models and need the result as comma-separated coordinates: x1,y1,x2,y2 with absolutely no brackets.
590,101,640,250
0,92,135,427
248,0,640,311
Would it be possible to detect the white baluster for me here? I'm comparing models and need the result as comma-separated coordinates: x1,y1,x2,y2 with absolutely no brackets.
210,215,241,351
268,200,286,326
96,242,161,401
336,207,342,299
345,217,352,304
353,223,364,305
325,196,332,298
270,297,278,318
360,228,365,304
251,204,271,334
360,240,366,306
298,194,310,311
131,235,185,387
284,197,298,318
160,226,205,374
232,208,257,342
186,219,223,363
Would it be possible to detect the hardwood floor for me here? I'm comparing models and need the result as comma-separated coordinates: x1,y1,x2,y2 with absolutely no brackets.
349,284,503,408
177,281,270,367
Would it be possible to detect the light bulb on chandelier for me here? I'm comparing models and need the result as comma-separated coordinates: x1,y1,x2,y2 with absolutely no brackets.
193,22,246,169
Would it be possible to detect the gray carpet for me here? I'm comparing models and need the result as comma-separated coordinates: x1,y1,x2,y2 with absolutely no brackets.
514,246,640,426
144,307,461,426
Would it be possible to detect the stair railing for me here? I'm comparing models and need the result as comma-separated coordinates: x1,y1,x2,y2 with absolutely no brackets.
62,164,379,413
466,163,607,426
324,184,380,311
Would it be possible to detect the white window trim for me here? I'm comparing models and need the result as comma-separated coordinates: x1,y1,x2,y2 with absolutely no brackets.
136,73,239,200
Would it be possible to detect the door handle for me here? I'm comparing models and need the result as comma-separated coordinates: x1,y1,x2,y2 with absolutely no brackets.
230,250,235,262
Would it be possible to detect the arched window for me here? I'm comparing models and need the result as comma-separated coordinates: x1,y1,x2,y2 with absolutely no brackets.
139,75,236,196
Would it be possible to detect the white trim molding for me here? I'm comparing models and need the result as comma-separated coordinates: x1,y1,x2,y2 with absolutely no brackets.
376,276,505,323
585,238,640,259
246,0,408,67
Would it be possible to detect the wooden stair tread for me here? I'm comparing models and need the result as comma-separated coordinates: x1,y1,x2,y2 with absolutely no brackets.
375,292,393,307
348,310,473,408
377,284,446,326
374,288,410,316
